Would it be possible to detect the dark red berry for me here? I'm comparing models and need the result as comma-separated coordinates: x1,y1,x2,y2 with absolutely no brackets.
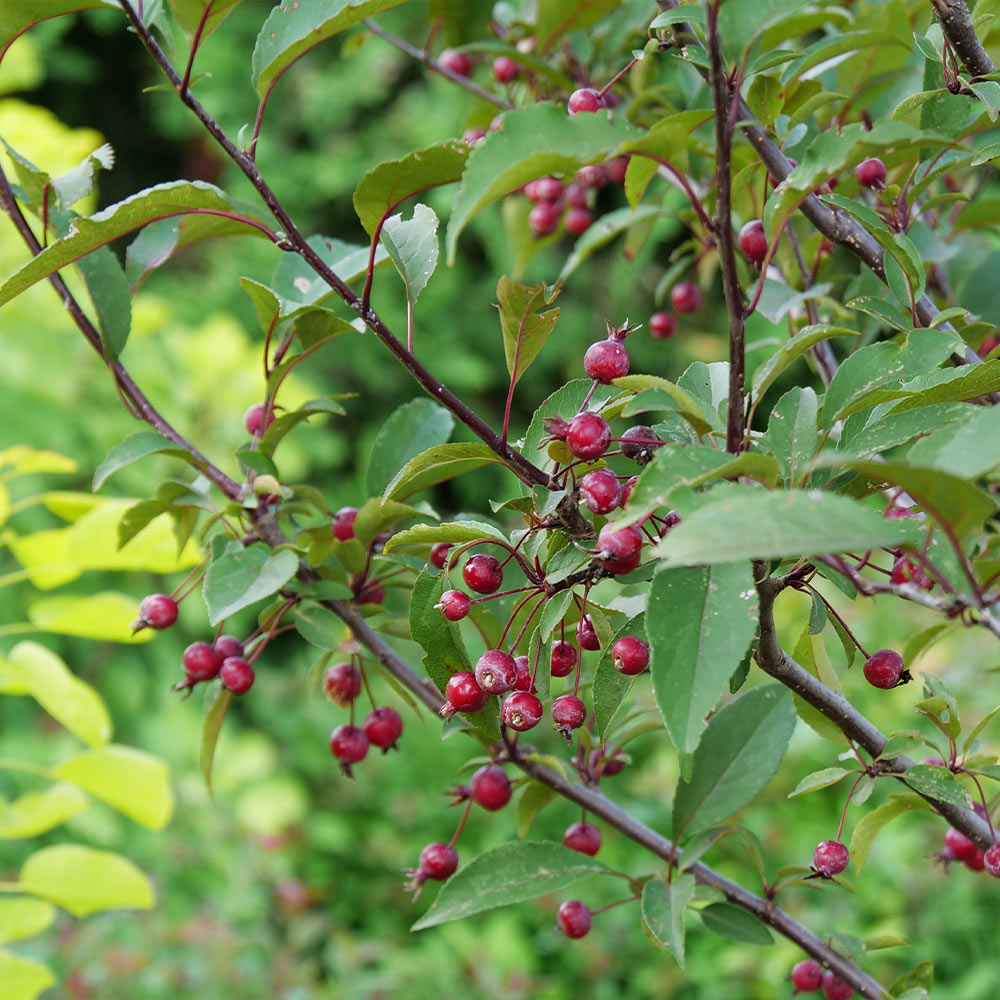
566,412,611,460
463,553,503,594
568,88,603,115
363,706,403,751
564,183,588,208
791,960,823,993
243,403,274,435
182,641,223,683
575,164,606,188
579,469,621,514
557,899,592,938
966,847,986,871
356,583,385,605
620,425,662,464
492,55,519,83
429,542,451,569
420,841,458,880
137,593,178,630
552,693,587,734
475,649,518,694
738,219,768,266
438,589,471,621
220,656,254,694
324,662,362,706
563,821,601,856
670,282,702,314
890,555,931,590
605,156,629,184
984,843,1000,878
439,48,472,76
577,614,600,651
862,649,907,690
469,764,512,810
649,311,676,340
442,671,489,716
329,724,369,774
529,201,561,236
979,332,1000,357
944,827,976,862
821,971,855,1000
534,176,564,202
332,506,359,542
213,635,244,660
855,157,886,190
583,339,629,383
597,522,643,575
565,206,592,236
612,635,649,675
513,655,536,693
813,840,849,877
550,640,578,677
501,690,544,731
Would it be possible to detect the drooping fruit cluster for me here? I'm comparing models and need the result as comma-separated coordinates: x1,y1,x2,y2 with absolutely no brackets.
520,157,629,238
325,660,403,775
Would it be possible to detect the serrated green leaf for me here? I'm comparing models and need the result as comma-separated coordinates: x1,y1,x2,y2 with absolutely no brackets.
789,767,852,798
168,0,244,38
384,519,507,553
0,1,111,61
641,875,695,965
559,204,673,280
93,431,188,490
850,793,930,872
699,902,773,945
902,764,970,809
384,443,504,502
382,203,439,305
202,545,299,625
497,275,561,388
765,386,818,486
76,245,131,359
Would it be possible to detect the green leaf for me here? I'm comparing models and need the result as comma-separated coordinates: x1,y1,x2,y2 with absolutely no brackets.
252,0,408,96
384,519,507,553
382,204,440,305
4,642,110,747
446,104,633,263
292,602,347,650
0,784,89,839
27,592,153,644
535,0,620,52
611,373,713,433
648,563,759,773
93,431,186,490
788,767,852,798
167,0,244,38
515,781,556,838
51,745,173,830
76,245,131,359
559,204,673,280
641,875,695,965
889,961,934,999
351,497,423,548
699,902,773,945
593,614,645,741
850,793,930,873
0,181,272,308
411,841,608,930
0,1,110,61
791,623,848,744
651,489,918,566
765,386,818,486
0,899,56,944
384,443,505,501
902,764,971,809
202,544,299,626
496,275,561,389
0,949,55,1000
19,844,155,917
905,403,1000,479
672,686,796,839
200,683,232,798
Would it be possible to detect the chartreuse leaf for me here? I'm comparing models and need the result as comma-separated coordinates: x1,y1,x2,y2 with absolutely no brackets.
648,563,759,775
51,745,173,830
0,899,56,943
700,903,773,945
497,276,561,388
0,446,77,476
0,949,55,1000
789,767,852,798
381,204,440,305
384,443,505,502
651,489,918,566
608,373,713,433
384,519,507,553
19,845,155,916
366,399,454,497
27,592,154,644
168,0,244,38
641,875,695,966
672,686,796,840
446,104,633,263
0,784,89,838
411,841,608,930
0,182,272,308
252,0,406,96
5,642,110,747
593,614,645,741
202,545,299,626
200,683,232,797
850,793,930,873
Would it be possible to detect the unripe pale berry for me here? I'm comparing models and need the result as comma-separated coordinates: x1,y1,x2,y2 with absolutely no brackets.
463,553,503,594
438,589,471,621
670,281,702,314
557,899,592,938
220,656,254,694
469,764,512,810
332,506,359,541
563,821,602,856
791,959,823,993
862,649,907,689
363,706,403,751
855,156,886,190
183,641,223,684
550,640,578,677
501,690,544,731
579,468,621,514
324,662,362,706
566,412,611,459
475,649,518,694
821,971,855,1000
649,311,676,339
137,593,178,630
738,219,768,266
568,88,602,115
492,55,519,83
583,339,629,383
243,403,274,435
612,635,649,675
812,840,849,877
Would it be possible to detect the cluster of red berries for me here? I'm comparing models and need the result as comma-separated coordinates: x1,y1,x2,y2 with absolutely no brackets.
522,157,629,238
325,660,403,776
938,801,1000,877
790,960,855,999
648,280,703,341
330,504,392,605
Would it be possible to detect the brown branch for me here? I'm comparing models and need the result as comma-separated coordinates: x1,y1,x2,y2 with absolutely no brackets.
930,0,996,76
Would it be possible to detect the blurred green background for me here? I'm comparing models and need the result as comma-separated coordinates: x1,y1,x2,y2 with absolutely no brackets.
1,3,999,999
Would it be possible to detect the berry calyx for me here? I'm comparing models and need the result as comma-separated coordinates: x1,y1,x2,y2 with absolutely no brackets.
441,670,489,718
563,821,602,856
583,338,629,383
492,55,519,83
649,311,676,340
332,506,359,541
439,48,472,76
438,589,471,621
670,281,702,314
243,402,274,435
812,840,850,877
566,412,611,460
463,553,504,594
738,219,768,266
182,641,223,684
550,640,578,677
791,959,823,993
619,424,663,464
324,662,363,706
329,724,370,775
220,656,254,694
820,971,855,1000
596,522,643,575
551,693,587,736
363,706,403,751
501,690,544,731
529,201,561,237
862,649,908,690
579,468,622,514
984,842,1000,878
577,614,600,651
468,764,512,810
568,88,603,115
557,899,592,938
564,206,592,236
429,542,451,569
474,649,518,694
855,156,886,190
612,635,649,675
136,593,178,631
213,635,244,660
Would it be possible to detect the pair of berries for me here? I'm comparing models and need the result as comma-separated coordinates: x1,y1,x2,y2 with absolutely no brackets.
791,960,854,998
329,708,404,774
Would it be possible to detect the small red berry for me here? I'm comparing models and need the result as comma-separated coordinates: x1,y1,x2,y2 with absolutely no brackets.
363,706,403,751
469,764,512,811
890,555,931,590
534,176,564,202
597,522,643,575
429,542,451,569
605,156,629,184
529,201,560,237
821,971,855,1000
243,403,274,435
620,425,662,464
563,821,601,856
513,655,536,693
552,693,587,735
492,55,519,83
943,826,975,862
738,219,768,266
670,282,702,314
213,635,244,660
564,206,592,236
475,649,518,694
579,468,622,514
332,506,359,541
791,959,823,993
979,332,1000,358
568,88,603,115
649,311,676,340
620,475,639,506
566,412,611,460
329,724,369,774
137,593,178,631
182,641,223,684
966,847,986,871
612,635,649,675
862,649,907,690
577,614,600,651
984,843,1000,877
324,662,362,706
855,157,886,190
557,899,592,938
420,841,458,880
575,164,607,188
564,183,588,208
442,670,489,717
463,553,503,594
583,338,629,383
438,589,471,621
812,840,850,877
220,656,255,694
550,640,578,677
501,690,544,731
439,48,472,76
